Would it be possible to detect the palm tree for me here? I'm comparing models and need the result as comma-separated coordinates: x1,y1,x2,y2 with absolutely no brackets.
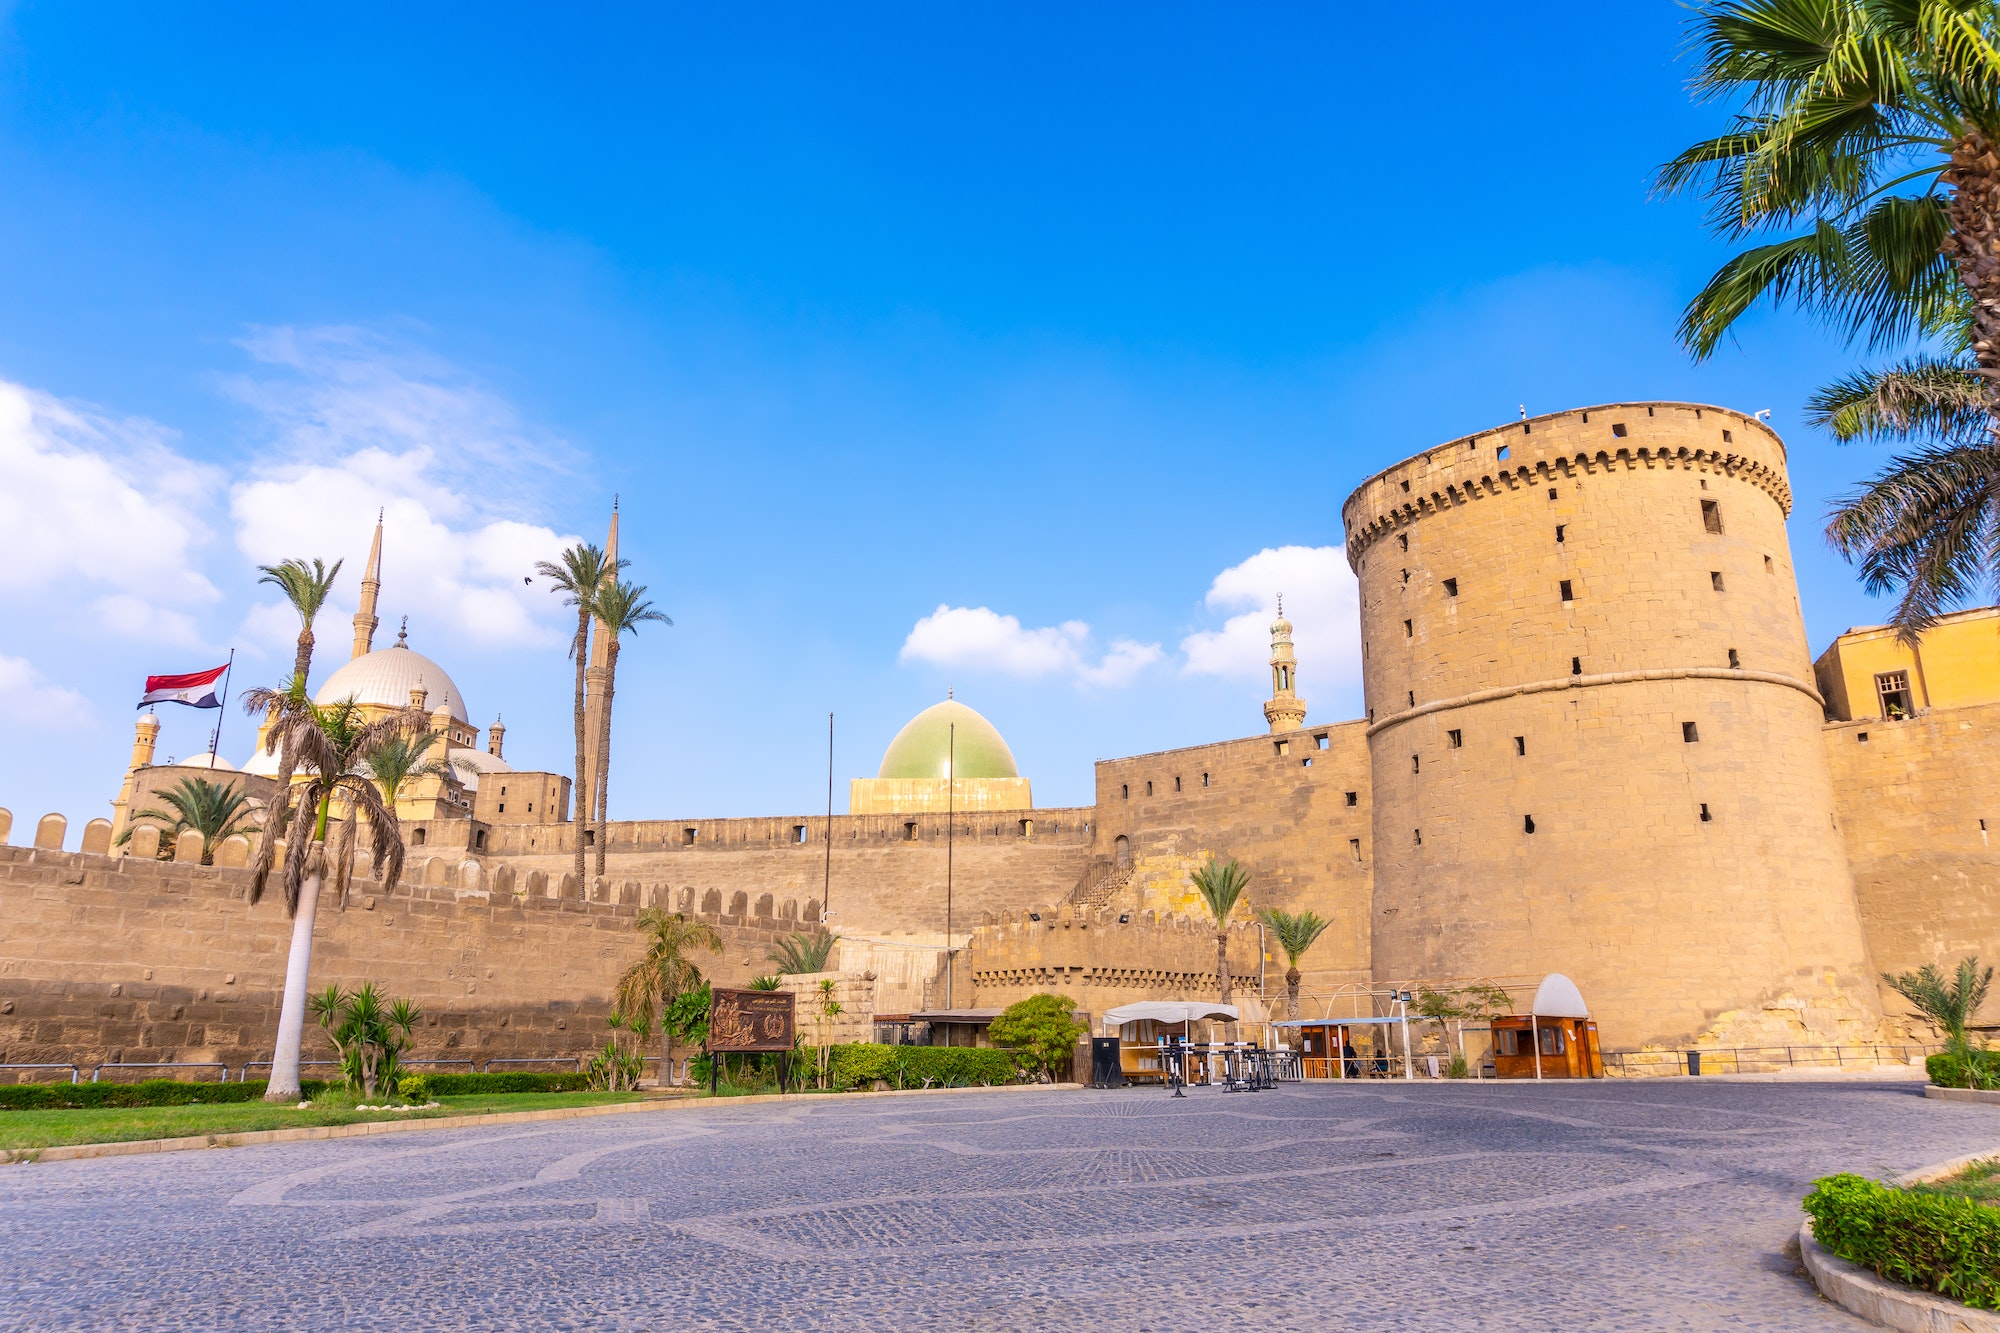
587,577,671,878
250,697,412,1101
258,557,343,689
534,543,619,887
115,776,262,865
767,925,839,975
1885,956,1994,1054
359,728,476,814
613,909,722,1085
1258,907,1329,1020
1189,856,1251,1022
1659,3,2000,635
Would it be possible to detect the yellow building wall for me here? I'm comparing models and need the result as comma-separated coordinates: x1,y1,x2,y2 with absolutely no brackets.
1815,606,2000,722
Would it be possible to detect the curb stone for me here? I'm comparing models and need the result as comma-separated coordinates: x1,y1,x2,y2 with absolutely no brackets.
1792,1146,2000,1332
1,1080,1083,1165
1926,1087,2000,1106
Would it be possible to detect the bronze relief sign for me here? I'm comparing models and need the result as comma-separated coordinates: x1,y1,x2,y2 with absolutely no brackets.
708,987,796,1052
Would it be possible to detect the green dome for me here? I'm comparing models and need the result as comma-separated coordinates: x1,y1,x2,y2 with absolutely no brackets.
877,700,1020,780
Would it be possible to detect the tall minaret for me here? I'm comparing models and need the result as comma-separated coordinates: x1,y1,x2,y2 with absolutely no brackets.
580,498,619,826
1263,594,1307,734
109,712,162,843
350,510,384,660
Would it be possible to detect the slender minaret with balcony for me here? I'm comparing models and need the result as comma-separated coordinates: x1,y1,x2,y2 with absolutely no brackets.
1263,594,1307,734
350,510,384,660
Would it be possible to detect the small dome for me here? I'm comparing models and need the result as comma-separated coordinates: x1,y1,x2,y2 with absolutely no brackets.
173,753,237,772
314,643,470,723
877,699,1020,780
452,747,513,792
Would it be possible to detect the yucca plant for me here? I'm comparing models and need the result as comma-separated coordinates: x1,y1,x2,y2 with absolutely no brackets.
309,982,421,1099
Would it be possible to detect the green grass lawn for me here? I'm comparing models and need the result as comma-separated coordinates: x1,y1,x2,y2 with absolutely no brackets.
0,1091,645,1152
1915,1158,2000,1206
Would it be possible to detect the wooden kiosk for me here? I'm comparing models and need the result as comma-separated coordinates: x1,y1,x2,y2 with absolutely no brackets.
1489,974,1603,1080
1099,1001,1241,1084
1275,1016,1411,1079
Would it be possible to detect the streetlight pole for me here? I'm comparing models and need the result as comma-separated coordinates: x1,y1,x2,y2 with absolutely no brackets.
944,722,955,1011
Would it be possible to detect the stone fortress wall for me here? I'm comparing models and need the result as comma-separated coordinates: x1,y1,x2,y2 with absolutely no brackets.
11,399,2000,1068
1341,402,1882,1049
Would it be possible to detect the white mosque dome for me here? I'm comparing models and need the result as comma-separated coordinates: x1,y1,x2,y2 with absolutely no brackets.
452,746,514,792
172,753,238,772
314,642,470,723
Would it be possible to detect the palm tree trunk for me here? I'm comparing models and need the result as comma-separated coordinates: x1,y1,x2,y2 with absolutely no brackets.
291,627,315,692
265,864,323,1102
594,641,619,878
1944,130,2000,391
1217,933,1235,1043
1286,966,1301,1021
570,609,590,886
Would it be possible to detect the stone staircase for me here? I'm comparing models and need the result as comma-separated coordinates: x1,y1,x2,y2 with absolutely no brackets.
1066,862,1136,911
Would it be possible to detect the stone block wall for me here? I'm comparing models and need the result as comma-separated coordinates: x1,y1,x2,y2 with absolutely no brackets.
1090,725,1372,996
0,844,813,1073
1825,701,2000,1023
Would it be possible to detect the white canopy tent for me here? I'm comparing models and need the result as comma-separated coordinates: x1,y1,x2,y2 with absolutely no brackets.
1101,1001,1240,1029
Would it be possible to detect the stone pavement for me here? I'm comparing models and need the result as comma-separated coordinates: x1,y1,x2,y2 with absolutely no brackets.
5,1079,2000,1331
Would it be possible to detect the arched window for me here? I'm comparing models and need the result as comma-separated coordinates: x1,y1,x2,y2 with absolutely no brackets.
1114,834,1131,869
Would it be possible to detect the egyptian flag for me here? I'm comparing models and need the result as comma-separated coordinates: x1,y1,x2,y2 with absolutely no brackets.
137,664,229,710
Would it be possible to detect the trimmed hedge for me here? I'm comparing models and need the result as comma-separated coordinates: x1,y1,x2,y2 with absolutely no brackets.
1927,1050,2000,1090
420,1071,589,1095
1804,1173,2000,1309
0,1078,329,1110
824,1043,1021,1092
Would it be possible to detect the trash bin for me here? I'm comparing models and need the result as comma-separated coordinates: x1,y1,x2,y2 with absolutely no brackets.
1686,1050,1702,1077
1090,1037,1125,1088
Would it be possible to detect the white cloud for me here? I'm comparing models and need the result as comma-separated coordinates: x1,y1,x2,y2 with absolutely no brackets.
0,380,221,625
224,328,583,654
88,595,206,648
900,605,1163,688
1180,546,1361,696
0,654,91,728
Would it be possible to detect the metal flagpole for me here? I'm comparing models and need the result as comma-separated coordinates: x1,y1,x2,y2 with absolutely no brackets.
207,649,236,766
822,713,834,927
944,722,955,1011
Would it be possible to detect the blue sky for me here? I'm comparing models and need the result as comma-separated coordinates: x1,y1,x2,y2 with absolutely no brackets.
0,4,1924,826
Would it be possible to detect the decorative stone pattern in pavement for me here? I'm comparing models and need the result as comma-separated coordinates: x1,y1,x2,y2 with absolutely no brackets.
5,1081,2000,1331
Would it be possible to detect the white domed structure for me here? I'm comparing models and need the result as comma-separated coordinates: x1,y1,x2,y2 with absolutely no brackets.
849,695,1032,814
315,640,470,722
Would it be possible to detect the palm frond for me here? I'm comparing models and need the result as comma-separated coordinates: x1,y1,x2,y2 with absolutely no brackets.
1826,438,2000,634
1189,856,1251,930
1805,353,1990,441
1258,908,1330,965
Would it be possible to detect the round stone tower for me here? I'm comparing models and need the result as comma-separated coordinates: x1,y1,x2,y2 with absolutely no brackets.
1339,402,1880,1049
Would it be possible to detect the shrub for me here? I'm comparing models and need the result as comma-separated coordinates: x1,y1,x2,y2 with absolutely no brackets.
824,1043,1019,1092
419,1071,590,1096
394,1074,430,1103
1804,1173,2000,1309
987,994,1086,1081
0,1079,328,1111
1927,1050,2000,1090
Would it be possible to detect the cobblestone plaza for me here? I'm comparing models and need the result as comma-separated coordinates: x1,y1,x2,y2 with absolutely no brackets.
6,1081,2000,1331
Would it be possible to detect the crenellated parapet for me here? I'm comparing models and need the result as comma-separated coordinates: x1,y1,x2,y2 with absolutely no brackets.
966,900,1266,1015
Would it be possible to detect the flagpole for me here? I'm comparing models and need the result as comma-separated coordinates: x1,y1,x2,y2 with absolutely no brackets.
208,650,236,766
